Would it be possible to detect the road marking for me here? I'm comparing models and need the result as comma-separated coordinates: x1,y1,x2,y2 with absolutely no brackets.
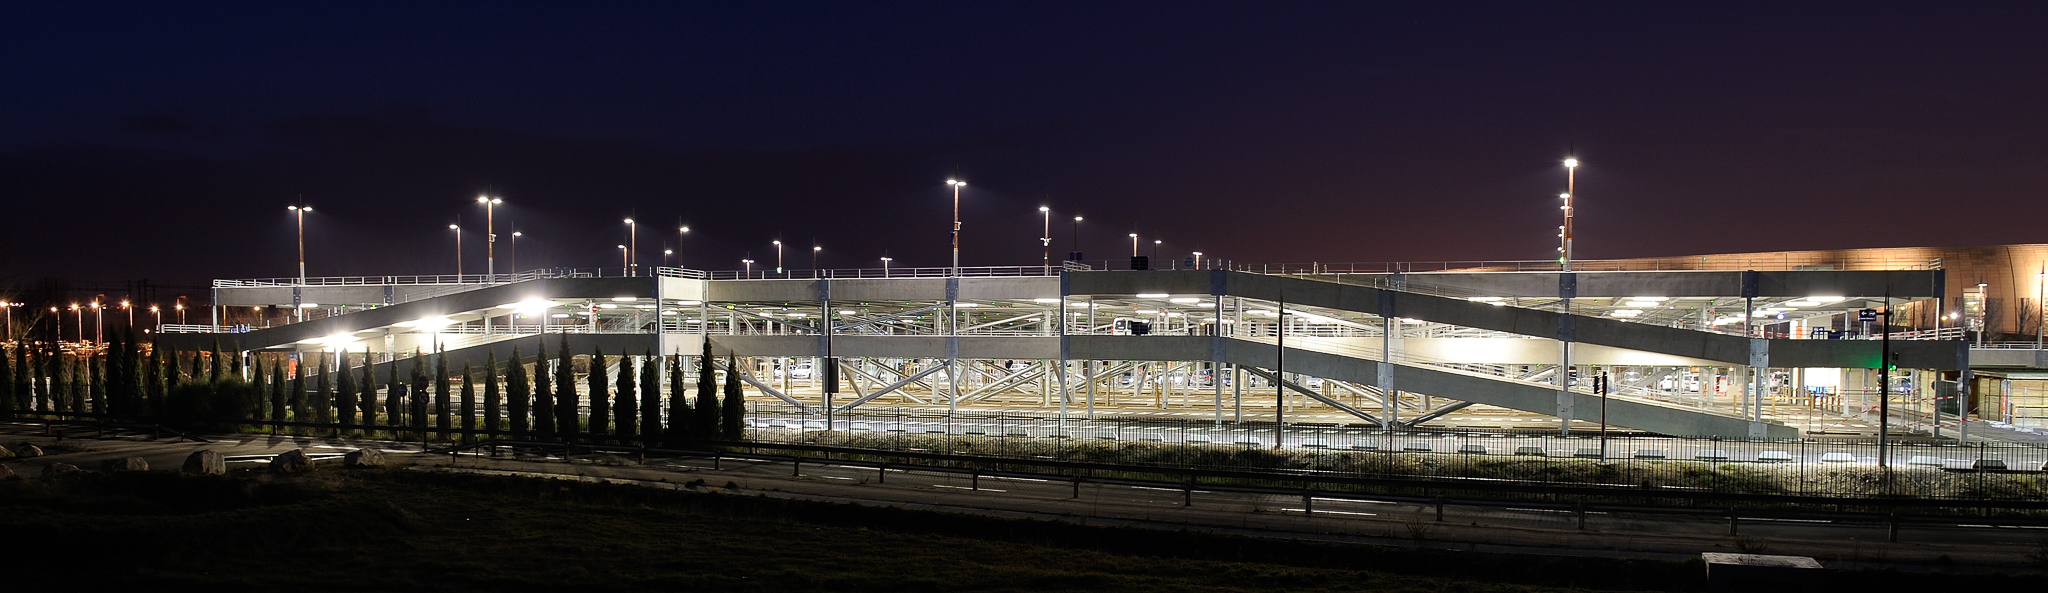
1279,508,1378,516
934,485,1005,492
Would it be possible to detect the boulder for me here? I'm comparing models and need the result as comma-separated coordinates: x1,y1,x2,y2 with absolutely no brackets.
101,457,150,472
341,448,386,469
0,444,13,459
0,464,14,480
181,450,226,476
269,449,315,473
15,444,42,458
40,463,83,478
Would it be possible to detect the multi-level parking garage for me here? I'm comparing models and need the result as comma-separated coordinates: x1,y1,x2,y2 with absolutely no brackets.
160,263,2012,441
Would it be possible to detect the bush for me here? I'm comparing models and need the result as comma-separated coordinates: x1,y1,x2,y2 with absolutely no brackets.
164,378,259,429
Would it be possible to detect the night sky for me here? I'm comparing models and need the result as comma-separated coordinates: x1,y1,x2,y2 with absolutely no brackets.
4,3,2046,287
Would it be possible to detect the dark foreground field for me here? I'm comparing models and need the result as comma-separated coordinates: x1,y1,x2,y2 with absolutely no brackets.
0,468,2024,591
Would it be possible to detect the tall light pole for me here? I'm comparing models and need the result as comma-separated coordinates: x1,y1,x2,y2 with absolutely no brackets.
68,304,81,345
149,305,160,333
623,218,638,276
508,229,521,275
1071,216,1083,259
176,302,186,326
478,195,502,282
773,240,784,275
664,249,674,268
1039,206,1051,273
947,179,965,276
91,299,102,346
1129,234,1139,257
1192,251,1204,268
742,258,755,277
812,245,822,270
880,256,893,276
448,224,463,276
121,300,132,332
1153,239,1162,263
1561,157,1578,271
618,245,629,275
677,225,690,268
288,204,311,284
1,302,13,343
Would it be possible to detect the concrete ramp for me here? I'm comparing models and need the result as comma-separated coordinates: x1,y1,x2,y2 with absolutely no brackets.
1067,335,1795,439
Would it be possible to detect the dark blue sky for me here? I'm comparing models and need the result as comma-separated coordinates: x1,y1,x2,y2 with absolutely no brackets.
4,2,2046,285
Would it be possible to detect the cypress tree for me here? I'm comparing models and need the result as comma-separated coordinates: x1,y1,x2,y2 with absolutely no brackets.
358,350,378,427
33,345,48,412
229,345,243,378
410,350,429,433
615,352,636,441
315,355,334,425
289,358,307,422
11,343,26,413
103,334,122,415
269,358,287,423
383,354,403,428
695,340,719,440
532,342,555,439
588,347,610,438
89,352,105,415
553,336,574,439
53,353,68,413
460,361,477,440
70,355,86,413
484,351,501,437
508,345,530,438
252,356,270,420
337,351,357,428
640,350,660,446
117,332,137,415
208,338,227,384
666,352,691,444
0,343,13,416
435,349,452,439
145,340,164,416
722,354,744,439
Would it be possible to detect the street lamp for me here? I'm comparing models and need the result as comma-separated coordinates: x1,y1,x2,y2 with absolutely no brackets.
0,302,13,343
149,305,160,333
1129,234,1139,257
120,300,132,332
1153,239,1161,263
91,299,102,346
742,258,755,277
287,204,311,284
677,225,690,268
508,229,522,274
175,302,186,325
880,257,893,276
618,245,629,274
663,249,674,268
1192,251,1204,268
812,245,822,271
448,224,463,276
1071,216,1083,258
772,240,784,274
1039,206,1051,272
68,304,80,345
478,195,503,282
947,179,965,276
623,217,638,276
1560,157,1578,271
